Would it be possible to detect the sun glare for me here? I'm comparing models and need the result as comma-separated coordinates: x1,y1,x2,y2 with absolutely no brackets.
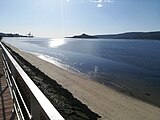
48,39,66,48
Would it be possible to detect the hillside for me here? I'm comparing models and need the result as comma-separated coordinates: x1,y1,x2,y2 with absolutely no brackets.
0,32,28,37
95,31,160,40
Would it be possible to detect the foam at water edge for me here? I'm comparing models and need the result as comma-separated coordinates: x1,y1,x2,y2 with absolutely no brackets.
28,52,88,76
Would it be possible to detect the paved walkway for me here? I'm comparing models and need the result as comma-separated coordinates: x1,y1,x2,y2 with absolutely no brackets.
0,47,14,120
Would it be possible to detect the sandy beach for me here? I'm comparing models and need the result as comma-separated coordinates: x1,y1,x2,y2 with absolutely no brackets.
8,45,160,120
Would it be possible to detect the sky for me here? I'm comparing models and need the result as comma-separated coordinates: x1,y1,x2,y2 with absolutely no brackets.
0,0,160,38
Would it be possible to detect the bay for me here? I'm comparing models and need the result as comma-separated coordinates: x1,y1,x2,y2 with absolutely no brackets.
3,37,160,106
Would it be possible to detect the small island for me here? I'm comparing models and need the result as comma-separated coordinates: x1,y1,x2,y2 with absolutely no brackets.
66,33,98,39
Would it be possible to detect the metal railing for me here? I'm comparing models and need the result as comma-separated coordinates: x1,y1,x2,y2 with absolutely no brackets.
0,42,65,120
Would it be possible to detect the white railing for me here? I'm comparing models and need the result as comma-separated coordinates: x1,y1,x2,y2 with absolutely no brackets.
0,42,65,120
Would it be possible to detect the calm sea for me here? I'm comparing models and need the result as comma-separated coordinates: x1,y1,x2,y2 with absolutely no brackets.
3,37,160,106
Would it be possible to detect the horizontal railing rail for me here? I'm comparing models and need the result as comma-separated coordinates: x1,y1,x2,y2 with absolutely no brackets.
0,42,65,120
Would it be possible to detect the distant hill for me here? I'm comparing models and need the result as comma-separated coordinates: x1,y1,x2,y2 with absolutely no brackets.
94,31,160,40
66,31,160,40
0,32,28,37
66,33,98,39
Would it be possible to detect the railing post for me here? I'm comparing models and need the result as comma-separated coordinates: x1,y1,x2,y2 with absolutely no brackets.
31,95,40,120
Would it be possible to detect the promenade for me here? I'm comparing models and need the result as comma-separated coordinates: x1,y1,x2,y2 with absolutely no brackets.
0,42,66,120
0,46,14,120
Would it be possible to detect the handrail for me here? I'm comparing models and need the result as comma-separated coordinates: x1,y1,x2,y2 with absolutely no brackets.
0,42,65,120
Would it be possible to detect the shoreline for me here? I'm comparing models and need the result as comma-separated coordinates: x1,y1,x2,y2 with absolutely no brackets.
5,43,160,120
36,52,160,107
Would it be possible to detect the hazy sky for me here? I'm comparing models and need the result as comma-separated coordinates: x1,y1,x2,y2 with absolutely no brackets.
0,0,160,38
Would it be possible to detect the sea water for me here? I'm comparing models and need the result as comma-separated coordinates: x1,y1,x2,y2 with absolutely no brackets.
3,37,160,106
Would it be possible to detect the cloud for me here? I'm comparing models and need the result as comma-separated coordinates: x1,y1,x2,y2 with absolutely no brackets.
97,4,103,7
93,0,103,3
91,0,114,7
107,0,114,2
65,0,113,7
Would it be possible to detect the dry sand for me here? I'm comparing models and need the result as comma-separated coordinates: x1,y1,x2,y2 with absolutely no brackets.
9,45,160,120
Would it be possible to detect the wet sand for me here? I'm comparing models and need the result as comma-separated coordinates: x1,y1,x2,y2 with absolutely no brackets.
7,44,160,120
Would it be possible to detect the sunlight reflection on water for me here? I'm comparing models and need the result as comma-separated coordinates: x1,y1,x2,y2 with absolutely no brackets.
48,38,66,48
